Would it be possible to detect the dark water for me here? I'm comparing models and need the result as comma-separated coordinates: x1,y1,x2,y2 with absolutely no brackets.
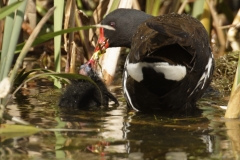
1,81,240,160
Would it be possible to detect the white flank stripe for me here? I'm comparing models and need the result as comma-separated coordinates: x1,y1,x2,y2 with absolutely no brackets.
123,57,139,111
189,56,213,96
127,62,186,82
202,57,213,89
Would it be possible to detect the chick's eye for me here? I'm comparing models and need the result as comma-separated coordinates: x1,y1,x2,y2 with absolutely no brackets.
110,22,115,27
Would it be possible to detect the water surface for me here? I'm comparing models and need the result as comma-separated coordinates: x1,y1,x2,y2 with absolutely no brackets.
1,81,240,160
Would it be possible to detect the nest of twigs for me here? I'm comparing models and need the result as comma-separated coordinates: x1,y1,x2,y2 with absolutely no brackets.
212,51,239,94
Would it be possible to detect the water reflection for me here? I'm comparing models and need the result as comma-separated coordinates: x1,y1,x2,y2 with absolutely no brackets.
1,86,240,159
102,108,127,140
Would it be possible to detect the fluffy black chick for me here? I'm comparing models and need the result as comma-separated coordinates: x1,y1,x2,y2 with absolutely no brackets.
58,63,119,109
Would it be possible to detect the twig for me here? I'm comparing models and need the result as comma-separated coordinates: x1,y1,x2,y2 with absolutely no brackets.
220,23,240,29
206,0,225,47
178,0,189,14
9,7,56,84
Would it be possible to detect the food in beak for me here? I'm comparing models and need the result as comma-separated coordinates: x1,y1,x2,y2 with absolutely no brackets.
87,28,109,66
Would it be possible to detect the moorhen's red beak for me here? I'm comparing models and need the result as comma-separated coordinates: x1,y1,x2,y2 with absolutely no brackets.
94,28,109,52
84,28,109,68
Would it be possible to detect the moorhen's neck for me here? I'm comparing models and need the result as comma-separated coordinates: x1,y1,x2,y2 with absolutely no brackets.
101,9,153,48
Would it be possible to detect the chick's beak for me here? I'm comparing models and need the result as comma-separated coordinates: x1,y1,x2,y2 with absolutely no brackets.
94,28,109,52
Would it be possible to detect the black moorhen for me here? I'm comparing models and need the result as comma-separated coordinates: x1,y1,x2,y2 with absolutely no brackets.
58,63,119,109
95,9,214,115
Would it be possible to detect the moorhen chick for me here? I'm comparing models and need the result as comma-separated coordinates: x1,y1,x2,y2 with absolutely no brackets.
58,63,119,109
95,9,214,115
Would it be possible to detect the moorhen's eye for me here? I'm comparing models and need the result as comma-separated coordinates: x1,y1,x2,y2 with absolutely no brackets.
110,22,115,27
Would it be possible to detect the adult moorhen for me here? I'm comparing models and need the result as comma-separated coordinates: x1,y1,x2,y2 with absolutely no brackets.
95,9,214,115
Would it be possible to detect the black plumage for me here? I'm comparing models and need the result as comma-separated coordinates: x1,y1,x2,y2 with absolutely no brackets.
96,9,214,115
58,64,119,109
